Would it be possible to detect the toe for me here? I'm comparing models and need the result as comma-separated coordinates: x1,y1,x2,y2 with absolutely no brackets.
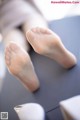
34,27,41,33
31,27,52,34
31,28,37,33
38,27,47,34
8,42,21,54
31,27,40,33
39,27,53,34
9,42,17,51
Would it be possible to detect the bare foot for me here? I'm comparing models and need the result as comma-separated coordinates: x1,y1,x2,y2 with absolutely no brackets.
5,42,40,92
26,27,77,69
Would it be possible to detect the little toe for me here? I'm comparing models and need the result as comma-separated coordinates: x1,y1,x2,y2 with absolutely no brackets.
39,27,52,34
31,28,37,33
35,27,41,33
38,27,47,34
31,27,52,34
31,27,41,33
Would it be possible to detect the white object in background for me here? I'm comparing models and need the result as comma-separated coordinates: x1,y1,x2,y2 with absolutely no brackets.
0,34,2,42
0,35,6,79
0,52,6,79
59,95,80,120
14,103,45,120
34,0,80,21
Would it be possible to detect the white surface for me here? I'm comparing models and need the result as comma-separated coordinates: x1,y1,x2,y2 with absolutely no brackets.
0,52,6,79
0,50,6,93
0,34,2,42
14,103,45,120
60,95,80,120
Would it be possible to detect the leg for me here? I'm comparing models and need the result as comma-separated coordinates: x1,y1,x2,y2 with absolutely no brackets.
26,27,77,69
5,42,40,92
22,5,48,35
22,15,48,34
3,28,29,51
22,12,48,51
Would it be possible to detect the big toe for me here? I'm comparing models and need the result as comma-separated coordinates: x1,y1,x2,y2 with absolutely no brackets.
9,42,20,53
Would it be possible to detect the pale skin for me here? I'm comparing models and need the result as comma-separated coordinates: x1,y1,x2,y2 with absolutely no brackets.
26,27,77,69
5,27,77,92
5,42,40,92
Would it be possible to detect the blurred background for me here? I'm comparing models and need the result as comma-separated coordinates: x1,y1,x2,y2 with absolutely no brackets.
0,0,80,120
34,0,80,20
